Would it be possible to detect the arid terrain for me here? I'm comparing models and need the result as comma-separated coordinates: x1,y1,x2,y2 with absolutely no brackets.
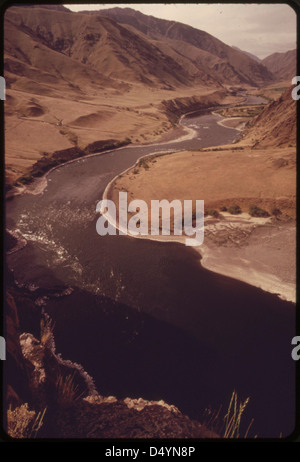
4,4,297,440
261,49,296,81
4,5,276,185
109,86,296,302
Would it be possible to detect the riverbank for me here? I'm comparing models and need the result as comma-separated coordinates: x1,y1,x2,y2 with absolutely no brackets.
107,144,296,303
199,214,296,303
5,83,243,186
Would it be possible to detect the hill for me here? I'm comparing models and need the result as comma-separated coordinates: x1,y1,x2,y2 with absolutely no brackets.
97,7,273,87
5,6,274,89
241,86,296,148
4,5,274,185
232,46,261,62
261,49,296,81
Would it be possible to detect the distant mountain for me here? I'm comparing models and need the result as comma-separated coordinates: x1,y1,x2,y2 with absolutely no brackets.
3,6,210,90
18,4,71,12
232,46,261,62
261,49,296,81
97,7,274,87
4,6,274,90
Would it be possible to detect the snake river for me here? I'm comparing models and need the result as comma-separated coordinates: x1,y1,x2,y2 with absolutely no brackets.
6,96,295,438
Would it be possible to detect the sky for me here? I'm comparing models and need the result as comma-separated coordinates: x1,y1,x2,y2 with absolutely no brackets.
65,3,297,59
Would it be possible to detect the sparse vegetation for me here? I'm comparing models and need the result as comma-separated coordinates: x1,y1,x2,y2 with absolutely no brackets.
7,404,46,439
271,207,282,217
18,174,34,185
14,139,133,187
40,315,55,346
249,205,270,218
202,390,254,439
228,204,242,215
206,208,219,218
55,373,84,407
215,105,264,119
138,158,150,170
223,390,252,438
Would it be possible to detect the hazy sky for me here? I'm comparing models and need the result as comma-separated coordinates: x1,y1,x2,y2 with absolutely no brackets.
66,3,296,59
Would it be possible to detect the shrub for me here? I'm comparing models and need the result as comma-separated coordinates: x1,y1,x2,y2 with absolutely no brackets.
219,206,227,212
249,205,270,217
138,158,149,169
271,207,282,217
228,205,242,215
18,174,33,185
206,209,219,218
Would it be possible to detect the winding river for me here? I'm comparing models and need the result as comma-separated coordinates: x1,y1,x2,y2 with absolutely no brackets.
6,95,295,438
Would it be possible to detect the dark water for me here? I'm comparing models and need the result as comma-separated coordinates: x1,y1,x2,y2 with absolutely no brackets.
6,103,296,438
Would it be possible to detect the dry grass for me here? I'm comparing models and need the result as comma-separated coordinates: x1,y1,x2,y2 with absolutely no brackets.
202,390,255,439
7,403,46,439
110,146,296,218
223,390,253,438
40,315,55,346
55,373,84,407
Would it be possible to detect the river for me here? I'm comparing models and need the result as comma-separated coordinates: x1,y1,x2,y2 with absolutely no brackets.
5,95,296,438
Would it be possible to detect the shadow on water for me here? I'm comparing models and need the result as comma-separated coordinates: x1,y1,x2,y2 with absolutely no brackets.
43,272,295,439
6,219,296,438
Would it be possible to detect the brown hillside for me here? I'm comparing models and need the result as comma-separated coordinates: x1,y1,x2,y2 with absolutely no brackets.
5,6,203,88
98,7,274,87
232,46,261,63
241,86,296,148
4,5,273,185
261,49,296,81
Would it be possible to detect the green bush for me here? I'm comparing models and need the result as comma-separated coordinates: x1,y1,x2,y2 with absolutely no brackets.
249,205,270,217
228,205,242,215
219,206,227,212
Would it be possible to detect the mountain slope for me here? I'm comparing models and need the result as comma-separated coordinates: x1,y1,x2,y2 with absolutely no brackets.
232,46,261,62
5,5,275,91
241,86,296,148
261,49,296,81
97,7,274,87
4,6,210,88
4,7,119,94
4,5,275,185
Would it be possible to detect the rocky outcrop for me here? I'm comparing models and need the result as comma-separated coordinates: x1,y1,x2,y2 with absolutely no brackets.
4,285,218,439
241,86,296,148
4,291,34,410
160,90,227,124
52,395,218,439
